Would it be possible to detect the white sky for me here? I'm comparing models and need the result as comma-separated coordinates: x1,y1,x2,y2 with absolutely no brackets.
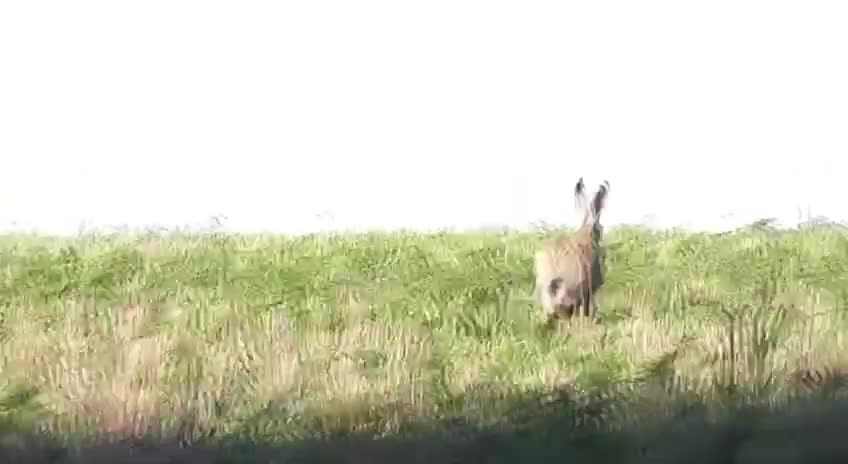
1,0,846,235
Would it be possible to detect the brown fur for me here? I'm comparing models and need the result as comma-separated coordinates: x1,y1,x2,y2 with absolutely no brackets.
534,178,609,325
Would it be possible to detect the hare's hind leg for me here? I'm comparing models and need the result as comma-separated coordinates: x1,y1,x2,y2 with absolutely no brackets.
578,289,592,318
535,280,556,325
589,293,601,323
578,290,600,322
545,311,560,330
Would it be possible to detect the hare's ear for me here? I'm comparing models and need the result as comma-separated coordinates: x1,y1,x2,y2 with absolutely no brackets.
573,177,588,213
590,180,610,222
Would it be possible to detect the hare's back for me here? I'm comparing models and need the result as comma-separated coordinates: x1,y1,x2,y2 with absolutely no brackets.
538,238,592,279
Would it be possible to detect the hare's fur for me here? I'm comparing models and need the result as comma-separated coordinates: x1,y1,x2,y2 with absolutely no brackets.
534,178,609,324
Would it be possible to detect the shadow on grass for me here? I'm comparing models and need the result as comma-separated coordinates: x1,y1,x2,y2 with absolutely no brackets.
3,377,848,464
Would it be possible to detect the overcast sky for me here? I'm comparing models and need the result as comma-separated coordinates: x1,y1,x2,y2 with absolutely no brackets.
1,1,846,235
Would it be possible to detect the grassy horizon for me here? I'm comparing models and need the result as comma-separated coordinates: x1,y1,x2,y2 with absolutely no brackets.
1,223,848,462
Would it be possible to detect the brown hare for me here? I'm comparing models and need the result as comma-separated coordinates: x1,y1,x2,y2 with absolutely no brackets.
534,178,610,325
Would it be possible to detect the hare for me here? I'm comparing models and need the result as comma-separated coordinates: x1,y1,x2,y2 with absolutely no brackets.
534,178,610,325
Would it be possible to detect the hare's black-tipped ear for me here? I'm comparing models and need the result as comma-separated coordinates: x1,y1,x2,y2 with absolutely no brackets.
574,177,587,211
591,180,610,219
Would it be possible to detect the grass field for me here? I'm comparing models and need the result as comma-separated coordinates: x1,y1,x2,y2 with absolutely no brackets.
1,223,848,463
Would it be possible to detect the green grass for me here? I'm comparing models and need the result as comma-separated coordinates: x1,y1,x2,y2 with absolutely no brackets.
1,224,848,462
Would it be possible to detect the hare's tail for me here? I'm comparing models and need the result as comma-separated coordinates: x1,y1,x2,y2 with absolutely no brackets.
547,277,565,297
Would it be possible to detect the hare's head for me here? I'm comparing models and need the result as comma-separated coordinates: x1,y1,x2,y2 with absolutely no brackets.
573,178,610,245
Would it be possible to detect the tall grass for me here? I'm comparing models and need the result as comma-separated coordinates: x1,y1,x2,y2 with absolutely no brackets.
0,224,847,462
